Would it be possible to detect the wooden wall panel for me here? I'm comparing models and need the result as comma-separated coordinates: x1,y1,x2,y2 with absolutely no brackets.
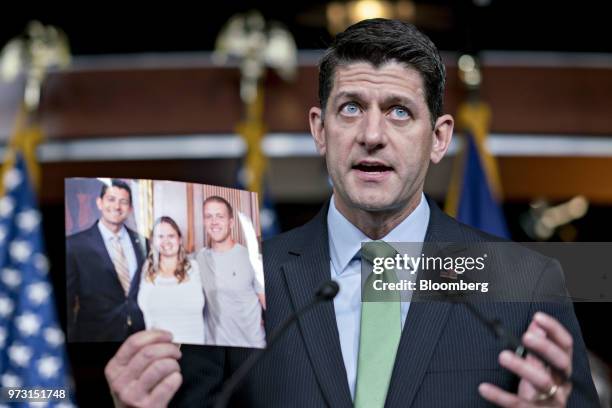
499,156,612,204
3,56,611,204
26,62,612,139
481,67,612,135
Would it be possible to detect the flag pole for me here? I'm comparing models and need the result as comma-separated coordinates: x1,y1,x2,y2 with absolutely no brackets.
0,21,71,196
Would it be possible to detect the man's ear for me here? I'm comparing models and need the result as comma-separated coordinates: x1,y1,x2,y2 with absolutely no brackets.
309,107,326,156
96,197,103,211
430,114,454,164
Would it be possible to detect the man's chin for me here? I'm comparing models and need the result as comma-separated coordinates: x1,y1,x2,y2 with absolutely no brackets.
210,235,231,244
103,218,126,227
347,193,398,212
355,202,396,212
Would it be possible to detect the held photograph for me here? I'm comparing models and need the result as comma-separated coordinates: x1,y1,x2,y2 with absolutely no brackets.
64,177,266,348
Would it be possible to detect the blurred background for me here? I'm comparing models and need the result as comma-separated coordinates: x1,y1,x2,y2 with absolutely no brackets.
1,1,611,406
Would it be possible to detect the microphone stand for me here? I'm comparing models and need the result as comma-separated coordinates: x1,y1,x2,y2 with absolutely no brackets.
458,300,570,384
213,280,339,408
439,279,590,395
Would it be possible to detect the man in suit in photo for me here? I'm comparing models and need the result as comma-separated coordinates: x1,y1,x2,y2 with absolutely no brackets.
67,179,148,342
104,20,598,407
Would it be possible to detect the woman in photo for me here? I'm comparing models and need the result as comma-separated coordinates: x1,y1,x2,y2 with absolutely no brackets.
137,216,205,344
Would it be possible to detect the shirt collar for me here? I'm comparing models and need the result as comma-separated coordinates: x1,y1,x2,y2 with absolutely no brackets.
97,220,128,242
327,193,430,276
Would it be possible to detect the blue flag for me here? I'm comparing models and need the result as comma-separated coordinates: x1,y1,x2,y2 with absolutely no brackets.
456,133,510,238
446,102,509,239
0,153,75,407
236,164,280,239
259,185,280,239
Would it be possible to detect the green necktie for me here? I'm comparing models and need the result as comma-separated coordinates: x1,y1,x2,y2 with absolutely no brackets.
354,241,402,408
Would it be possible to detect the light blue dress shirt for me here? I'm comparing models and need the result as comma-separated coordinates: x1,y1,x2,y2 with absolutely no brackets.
327,193,430,399
98,221,139,281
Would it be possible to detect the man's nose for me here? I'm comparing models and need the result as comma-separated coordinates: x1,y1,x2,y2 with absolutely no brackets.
358,108,386,150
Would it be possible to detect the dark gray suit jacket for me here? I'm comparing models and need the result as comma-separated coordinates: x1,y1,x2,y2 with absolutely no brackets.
172,198,598,407
66,221,147,342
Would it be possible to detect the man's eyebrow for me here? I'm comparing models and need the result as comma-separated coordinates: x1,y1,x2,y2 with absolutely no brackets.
333,91,417,108
382,94,414,106
333,91,366,104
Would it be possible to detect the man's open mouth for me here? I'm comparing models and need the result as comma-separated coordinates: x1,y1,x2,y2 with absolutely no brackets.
352,162,393,173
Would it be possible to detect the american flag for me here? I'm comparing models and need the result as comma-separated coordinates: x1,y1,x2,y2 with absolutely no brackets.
0,153,75,407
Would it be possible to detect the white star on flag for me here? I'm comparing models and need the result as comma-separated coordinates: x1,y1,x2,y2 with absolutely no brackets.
29,402,49,408
260,208,276,230
43,327,65,347
56,402,76,408
1,372,22,387
0,196,15,217
0,327,6,348
34,253,50,275
15,313,42,336
0,296,14,317
9,240,32,263
1,268,21,288
27,282,51,305
37,355,62,379
0,225,7,243
8,344,33,367
3,168,22,191
16,209,41,232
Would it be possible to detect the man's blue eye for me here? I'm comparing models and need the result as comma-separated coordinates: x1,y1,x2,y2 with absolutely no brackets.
392,107,409,119
342,103,359,115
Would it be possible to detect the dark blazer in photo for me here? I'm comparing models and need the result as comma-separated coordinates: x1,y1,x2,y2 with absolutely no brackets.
66,221,148,342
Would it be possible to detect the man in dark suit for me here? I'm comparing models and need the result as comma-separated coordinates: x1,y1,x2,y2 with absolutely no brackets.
67,179,147,342
104,20,598,407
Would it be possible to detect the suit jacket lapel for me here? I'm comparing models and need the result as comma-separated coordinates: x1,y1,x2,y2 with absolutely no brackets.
385,197,465,408
281,204,353,408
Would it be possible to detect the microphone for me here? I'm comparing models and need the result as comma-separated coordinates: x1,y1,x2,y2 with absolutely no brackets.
316,280,340,301
213,280,339,408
